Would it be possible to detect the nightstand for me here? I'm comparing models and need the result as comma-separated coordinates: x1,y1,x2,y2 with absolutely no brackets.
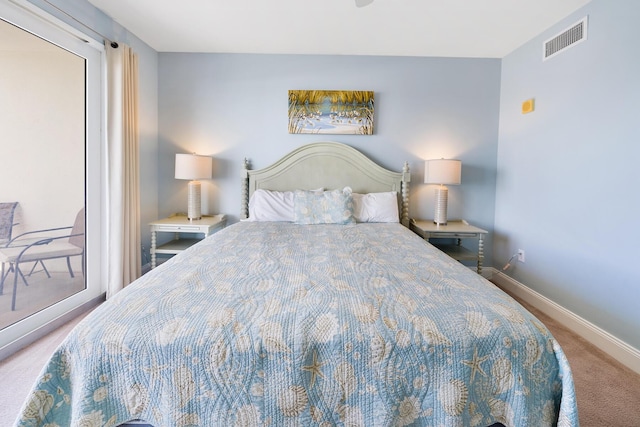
410,219,488,274
149,214,227,268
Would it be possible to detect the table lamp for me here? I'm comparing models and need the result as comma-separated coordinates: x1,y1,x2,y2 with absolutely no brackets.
175,153,212,220
424,159,461,225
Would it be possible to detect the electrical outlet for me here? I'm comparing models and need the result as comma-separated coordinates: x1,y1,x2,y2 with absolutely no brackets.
517,249,525,263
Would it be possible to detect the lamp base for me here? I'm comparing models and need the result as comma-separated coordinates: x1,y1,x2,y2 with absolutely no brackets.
433,185,448,225
187,180,202,220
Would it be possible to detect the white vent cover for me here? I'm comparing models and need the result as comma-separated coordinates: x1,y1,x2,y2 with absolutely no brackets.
543,16,588,61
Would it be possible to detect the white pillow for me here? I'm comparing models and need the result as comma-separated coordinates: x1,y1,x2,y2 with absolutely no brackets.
248,188,324,222
352,191,399,223
248,189,295,221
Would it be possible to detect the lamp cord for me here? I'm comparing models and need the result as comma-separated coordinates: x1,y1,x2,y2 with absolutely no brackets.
502,253,518,271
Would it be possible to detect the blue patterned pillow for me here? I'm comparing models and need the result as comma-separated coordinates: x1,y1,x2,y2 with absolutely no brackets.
293,189,355,224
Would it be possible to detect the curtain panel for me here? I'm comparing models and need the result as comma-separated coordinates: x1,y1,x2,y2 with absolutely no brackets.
106,43,140,298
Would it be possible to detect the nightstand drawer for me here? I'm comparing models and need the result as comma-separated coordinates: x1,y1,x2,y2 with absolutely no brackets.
430,232,478,238
156,225,201,232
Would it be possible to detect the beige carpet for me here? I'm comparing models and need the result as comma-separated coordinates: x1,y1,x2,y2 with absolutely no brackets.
2,297,640,426
510,296,640,427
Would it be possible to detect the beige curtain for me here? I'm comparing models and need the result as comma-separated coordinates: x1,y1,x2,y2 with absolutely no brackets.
106,43,140,298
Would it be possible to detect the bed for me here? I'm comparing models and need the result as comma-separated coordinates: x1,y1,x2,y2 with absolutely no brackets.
15,142,578,427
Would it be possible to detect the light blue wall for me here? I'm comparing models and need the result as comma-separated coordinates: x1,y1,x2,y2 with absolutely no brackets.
25,0,159,263
158,54,501,264
496,0,640,349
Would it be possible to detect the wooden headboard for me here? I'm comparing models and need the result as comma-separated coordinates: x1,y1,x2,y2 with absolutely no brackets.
241,142,411,226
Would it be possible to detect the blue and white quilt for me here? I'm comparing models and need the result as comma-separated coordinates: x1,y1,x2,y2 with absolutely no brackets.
15,222,578,426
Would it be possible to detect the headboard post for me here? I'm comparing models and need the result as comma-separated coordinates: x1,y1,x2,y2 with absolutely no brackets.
241,158,250,219
401,161,411,227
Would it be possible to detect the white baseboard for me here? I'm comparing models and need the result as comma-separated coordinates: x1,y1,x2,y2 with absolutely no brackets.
489,268,640,376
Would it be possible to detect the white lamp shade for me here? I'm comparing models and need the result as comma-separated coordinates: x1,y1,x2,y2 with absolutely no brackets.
175,153,212,180
424,159,461,185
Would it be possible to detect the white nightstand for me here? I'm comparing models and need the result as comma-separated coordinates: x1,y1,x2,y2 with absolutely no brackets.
410,219,488,274
149,214,226,268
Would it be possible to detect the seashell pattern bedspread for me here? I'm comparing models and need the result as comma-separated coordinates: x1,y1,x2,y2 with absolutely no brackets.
15,222,578,426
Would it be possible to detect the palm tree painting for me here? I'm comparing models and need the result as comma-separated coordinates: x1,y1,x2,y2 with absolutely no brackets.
288,90,374,135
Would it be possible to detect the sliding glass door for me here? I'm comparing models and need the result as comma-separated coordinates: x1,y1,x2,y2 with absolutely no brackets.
0,0,104,351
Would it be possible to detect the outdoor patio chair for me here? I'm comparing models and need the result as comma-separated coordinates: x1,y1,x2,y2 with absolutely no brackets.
0,208,84,311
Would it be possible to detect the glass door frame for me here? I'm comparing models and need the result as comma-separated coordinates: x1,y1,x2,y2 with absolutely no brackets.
0,0,106,354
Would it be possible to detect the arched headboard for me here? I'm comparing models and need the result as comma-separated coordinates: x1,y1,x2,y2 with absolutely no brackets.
241,142,411,226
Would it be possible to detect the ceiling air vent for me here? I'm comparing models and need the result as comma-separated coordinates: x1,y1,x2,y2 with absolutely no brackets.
543,16,588,61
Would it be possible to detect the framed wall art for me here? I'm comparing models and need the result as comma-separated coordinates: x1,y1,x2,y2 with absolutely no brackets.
288,90,374,135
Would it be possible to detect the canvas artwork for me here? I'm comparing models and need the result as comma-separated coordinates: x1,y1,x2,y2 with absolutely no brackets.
288,90,374,135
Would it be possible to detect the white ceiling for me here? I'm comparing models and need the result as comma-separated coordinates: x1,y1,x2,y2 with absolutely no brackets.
87,0,591,58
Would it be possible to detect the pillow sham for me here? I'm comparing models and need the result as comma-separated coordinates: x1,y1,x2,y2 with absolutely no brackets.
352,191,399,223
293,188,355,225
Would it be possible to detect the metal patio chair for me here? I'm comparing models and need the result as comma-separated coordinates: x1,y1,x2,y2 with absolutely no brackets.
0,208,84,311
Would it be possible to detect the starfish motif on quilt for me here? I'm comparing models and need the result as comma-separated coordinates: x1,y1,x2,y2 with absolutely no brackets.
142,355,169,384
302,351,326,389
462,346,489,383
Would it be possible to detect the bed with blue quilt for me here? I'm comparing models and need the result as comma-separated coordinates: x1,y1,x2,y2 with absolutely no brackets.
15,142,578,427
